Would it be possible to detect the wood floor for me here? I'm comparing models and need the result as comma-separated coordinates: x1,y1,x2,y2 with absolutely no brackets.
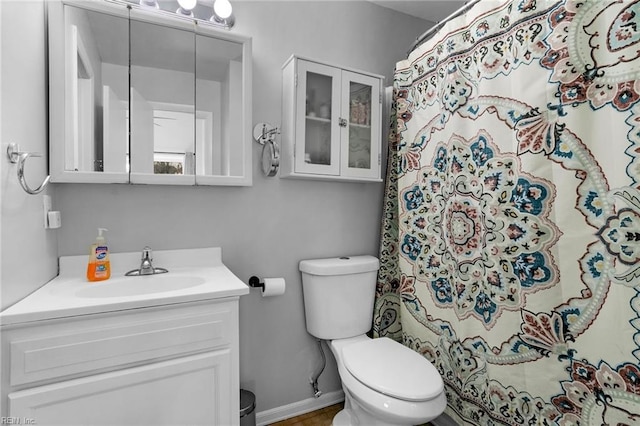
269,403,343,426
268,403,434,426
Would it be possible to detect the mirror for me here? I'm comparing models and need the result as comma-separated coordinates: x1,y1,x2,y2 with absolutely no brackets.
129,14,196,184
48,0,252,186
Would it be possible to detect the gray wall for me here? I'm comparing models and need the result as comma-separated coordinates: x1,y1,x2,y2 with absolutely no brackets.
1,0,59,310
1,0,430,413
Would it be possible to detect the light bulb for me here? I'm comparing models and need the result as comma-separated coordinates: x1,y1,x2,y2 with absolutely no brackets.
177,0,197,11
213,0,232,19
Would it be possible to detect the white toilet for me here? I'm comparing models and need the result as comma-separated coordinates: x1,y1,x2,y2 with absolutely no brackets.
300,255,446,426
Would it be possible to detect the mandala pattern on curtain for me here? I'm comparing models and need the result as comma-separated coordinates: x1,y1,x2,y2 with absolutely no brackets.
374,1,640,424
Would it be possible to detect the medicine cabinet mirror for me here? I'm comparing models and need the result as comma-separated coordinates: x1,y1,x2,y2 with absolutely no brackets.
48,0,252,186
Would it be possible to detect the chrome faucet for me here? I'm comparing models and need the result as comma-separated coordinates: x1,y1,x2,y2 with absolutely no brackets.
125,246,169,276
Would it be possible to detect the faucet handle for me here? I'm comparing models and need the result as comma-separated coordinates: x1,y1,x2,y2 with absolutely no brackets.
142,246,152,260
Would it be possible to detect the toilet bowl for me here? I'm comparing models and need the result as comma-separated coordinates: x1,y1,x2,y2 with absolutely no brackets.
299,255,447,425
329,335,446,426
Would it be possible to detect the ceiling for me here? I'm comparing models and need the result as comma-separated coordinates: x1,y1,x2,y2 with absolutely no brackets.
225,0,468,25
368,0,467,23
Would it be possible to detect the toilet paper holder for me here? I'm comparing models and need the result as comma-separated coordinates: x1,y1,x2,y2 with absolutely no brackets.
248,276,286,297
248,276,265,290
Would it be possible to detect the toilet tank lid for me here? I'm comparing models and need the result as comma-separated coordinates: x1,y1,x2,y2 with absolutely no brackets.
299,256,379,276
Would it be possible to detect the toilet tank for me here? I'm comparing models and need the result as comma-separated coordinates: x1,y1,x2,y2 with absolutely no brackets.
299,255,380,340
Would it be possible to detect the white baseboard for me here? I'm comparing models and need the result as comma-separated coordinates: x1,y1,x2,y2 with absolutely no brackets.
256,390,345,426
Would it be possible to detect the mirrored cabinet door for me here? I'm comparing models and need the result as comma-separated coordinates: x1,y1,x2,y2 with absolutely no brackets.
341,71,381,180
194,27,252,186
49,1,131,183
129,12,196,185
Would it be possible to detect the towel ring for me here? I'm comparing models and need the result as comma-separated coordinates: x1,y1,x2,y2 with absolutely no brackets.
6,143,51,195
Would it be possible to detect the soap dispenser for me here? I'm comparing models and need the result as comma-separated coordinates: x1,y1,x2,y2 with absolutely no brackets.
87,228,111,282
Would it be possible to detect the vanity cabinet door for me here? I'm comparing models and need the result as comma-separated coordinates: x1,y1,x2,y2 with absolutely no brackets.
1,299,241,425
8,351,234,426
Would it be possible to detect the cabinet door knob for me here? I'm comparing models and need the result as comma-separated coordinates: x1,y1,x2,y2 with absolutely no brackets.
338,118,348,127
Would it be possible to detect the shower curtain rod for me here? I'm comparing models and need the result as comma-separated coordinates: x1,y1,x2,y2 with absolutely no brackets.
408,0,482,54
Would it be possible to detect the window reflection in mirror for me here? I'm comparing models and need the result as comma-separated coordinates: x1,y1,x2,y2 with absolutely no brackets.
130,19,195,177
65,5,128,173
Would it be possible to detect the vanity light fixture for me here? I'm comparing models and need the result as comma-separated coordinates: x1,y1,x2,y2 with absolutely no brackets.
211,0,235,28
176,0,197,17
130,0,235,30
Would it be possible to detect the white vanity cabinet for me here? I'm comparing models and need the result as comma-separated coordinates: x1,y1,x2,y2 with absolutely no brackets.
281,56,383,182
1,299,240,425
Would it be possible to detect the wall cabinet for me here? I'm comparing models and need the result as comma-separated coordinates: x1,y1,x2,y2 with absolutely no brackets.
1,300,240,425
281,56,383,182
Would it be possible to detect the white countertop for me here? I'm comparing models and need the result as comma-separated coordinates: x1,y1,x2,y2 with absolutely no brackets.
0,247,249,326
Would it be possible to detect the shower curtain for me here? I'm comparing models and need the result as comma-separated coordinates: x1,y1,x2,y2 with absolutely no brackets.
373,1,640,425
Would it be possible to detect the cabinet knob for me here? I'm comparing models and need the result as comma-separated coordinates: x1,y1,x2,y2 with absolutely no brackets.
338,118,348,127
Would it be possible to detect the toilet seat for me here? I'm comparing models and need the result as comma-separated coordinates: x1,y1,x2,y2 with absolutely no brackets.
342,337,443,402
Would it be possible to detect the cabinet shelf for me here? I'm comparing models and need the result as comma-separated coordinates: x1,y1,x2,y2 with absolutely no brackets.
350,122,371,129
306,115,331,124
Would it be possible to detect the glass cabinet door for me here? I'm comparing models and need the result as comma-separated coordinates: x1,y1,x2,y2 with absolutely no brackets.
295,60,341,175
340,71,381,179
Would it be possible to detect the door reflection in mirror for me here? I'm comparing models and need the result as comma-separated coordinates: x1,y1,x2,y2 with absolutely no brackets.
65,5,128,173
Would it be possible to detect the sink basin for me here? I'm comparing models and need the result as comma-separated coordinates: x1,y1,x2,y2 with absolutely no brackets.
75,275,206,298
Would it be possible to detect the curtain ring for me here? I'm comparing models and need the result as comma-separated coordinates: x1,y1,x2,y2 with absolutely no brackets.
6,143,51,195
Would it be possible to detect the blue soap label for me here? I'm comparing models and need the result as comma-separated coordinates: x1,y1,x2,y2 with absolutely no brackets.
96,246,108,260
